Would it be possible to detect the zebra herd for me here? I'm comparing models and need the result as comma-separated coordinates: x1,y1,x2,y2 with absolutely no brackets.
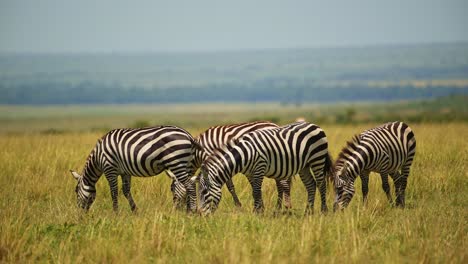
70,120,416,215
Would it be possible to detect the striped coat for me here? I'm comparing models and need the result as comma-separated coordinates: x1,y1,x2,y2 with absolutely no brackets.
198,122,333,214
333,121,416,210
172,121,294,209
70,126,200,212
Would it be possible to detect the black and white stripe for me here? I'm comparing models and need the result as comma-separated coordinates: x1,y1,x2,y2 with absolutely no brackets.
70,126,200,212
333,121,416,210
198,122,333,214
173,121,295,209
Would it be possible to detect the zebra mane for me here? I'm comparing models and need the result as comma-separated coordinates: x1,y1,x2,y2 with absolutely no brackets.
202,135,247,176
335,135,361,172
203,146,226,170
331,135,361,187
81,138,103,176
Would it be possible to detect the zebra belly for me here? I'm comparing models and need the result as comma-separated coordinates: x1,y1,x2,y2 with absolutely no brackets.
263,164,301,180
111,155,167,177
118,164,166,177
368,164,400,176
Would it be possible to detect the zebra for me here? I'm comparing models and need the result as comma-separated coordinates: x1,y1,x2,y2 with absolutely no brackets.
70,126,201,212
198,122,333,215
333,140,399,205
173,121,294,209
333,121,416,210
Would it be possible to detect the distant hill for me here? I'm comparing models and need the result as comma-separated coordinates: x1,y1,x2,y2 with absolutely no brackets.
1,43,467,104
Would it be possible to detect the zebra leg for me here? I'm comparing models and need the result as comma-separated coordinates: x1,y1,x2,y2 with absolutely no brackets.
185,165,199,213
251,177,265,213
275,178,292,211
226,178,242,207
173,165,197,213
167,170,185,209
283,178,292,210
380,173,393,204
299,167,317,214
310,160,328,213
312,166,328,213
121,174,137,212
104,172,119,212
170,167,197,213
275,179,284,210
391,172,403,207
184,179,197,213
360,172,370,205
394,168,409,208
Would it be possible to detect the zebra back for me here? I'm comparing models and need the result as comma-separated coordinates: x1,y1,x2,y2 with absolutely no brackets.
78,125,200,184
193,121,278,168
204,122,329,184
334,121,416,183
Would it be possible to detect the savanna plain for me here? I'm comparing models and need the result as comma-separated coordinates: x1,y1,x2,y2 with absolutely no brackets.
0,103,467,263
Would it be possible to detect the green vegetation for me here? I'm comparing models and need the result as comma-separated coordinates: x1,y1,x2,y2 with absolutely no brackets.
0,95,467,134
0,122,466,262
1,43,467,104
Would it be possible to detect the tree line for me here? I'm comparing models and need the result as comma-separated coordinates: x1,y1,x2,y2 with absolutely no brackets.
1,80,467,104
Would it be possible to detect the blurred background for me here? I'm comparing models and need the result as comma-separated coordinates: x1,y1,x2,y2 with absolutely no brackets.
1,0,467,133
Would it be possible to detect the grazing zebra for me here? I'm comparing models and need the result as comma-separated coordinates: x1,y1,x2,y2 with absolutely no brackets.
70,126,201,212
198,122,333,215
333,121,416,210
173,121,294,209
333,145,398,205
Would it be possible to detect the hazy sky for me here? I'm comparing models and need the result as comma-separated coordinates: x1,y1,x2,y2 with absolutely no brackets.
1,0,467,53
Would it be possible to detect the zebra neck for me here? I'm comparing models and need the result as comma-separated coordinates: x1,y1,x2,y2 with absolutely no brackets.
196,149,211,169
81,147,103,188
209,159,240,188
220,163,239,185
344,151,368,181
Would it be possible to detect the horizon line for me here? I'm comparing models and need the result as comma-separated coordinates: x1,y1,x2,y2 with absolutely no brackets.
1,40,467,56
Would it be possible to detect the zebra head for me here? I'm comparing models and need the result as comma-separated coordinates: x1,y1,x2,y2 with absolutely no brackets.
70,170,96,211
198,164,222,215
333,161,355,211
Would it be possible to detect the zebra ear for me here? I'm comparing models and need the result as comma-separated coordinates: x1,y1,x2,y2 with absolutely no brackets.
70,170,81,181
190,174,201,182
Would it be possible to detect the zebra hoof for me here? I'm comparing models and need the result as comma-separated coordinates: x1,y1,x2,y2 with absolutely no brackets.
253,207,264,214
304,208,314,216
186,207,198,214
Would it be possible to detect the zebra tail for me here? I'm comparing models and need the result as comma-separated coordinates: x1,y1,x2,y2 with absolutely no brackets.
190,138,205,152
324,153,334,184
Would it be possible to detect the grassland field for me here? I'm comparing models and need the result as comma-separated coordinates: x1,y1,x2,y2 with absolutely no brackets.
0,103,467,263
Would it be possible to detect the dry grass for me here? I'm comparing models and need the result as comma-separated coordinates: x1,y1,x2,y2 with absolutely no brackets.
0,123,467,263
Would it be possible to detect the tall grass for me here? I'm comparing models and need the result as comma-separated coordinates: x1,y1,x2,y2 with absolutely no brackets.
0,123,466,263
